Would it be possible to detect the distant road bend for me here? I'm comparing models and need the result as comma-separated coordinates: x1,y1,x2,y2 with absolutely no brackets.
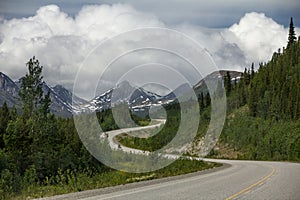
40,121,300,200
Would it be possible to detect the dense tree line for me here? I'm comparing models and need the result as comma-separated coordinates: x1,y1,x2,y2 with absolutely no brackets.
233,17,300,120
0,57,106,198
248,42,300,119
217,18,300,160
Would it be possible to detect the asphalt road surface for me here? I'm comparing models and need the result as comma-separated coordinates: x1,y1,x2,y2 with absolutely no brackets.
40,121,300,200
40,159,300,200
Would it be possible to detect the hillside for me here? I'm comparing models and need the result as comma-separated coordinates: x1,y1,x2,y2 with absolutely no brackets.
202,30,300,160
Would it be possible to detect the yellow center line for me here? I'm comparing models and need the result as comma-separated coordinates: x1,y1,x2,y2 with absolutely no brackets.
225,166,276,200
243,190,251,195
258,182,264,186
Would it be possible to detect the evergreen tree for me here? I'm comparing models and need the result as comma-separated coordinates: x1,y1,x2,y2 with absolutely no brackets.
287,17,297,48
224,71,232,95
0,102,10,148
9,106,18,121
205,92,211,107
4,57,52,175
250,63,255,79
199,92,205,111
18,56,44,117
39,90,51,117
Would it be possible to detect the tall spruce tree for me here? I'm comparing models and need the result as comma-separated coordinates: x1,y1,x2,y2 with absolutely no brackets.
0,102,10,148
4,57,54,175
287,17,297,48
223,71,232,96
18,56,44,117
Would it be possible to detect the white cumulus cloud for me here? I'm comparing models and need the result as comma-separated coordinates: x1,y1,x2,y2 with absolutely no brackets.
0,4,164,98
0,4,298,99
229,12,292,63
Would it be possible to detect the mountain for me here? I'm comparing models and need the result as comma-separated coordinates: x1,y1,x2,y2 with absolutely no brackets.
51,85,87,114
80,70,242,115
193,70,242,95
0,72,20,107
0,70,242,117
80,81,175,115
42,83,87,116
0,72,86,117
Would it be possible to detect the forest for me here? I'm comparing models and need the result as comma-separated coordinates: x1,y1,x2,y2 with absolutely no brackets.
211,18,300,160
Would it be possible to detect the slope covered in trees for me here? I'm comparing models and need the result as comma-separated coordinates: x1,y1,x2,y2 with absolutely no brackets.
213,18,300,160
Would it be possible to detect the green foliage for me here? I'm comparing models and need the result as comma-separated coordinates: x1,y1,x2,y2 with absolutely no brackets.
18,56,44,116
0,57,105,199
220,107,300,161
224,71,232,95
247,37,300,120
117,102,181,151
10,158,218,200
0,102,10,148
288,17,297,48
215,28,300,161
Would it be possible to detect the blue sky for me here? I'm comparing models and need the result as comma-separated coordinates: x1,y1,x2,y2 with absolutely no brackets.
1,0,299,28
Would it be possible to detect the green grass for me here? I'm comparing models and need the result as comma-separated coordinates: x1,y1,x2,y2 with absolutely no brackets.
9,159,220,200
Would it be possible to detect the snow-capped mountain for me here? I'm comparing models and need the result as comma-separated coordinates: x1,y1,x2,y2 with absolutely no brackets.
193,70,242,94
0,70,243,117
42,83,87,116
80,81,176,114
0,72,86,117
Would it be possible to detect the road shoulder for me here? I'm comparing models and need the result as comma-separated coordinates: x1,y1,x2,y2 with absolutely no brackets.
38,162,231,200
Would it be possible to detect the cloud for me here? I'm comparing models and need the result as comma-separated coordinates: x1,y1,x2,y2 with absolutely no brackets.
229,12,290,63
0,4,298,99
173,24,248,70
0,4,164,98
175,12,300,70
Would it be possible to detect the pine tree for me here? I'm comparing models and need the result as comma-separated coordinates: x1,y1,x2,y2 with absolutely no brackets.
287,17,297,48
18,56,43,117
199,92,205,111
251,63,255,79
205,92,211,107
4,57,53,175
0,102,10,148
225,71,232,95
39,90,51,117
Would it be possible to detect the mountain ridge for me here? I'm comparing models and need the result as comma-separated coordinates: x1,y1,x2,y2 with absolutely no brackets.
0,70,242,117
0,72,87,117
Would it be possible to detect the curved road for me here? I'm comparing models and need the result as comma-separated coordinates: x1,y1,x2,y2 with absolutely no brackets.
41,159,300,200
107,119,166,154
40,121,300,200
89,160,300,200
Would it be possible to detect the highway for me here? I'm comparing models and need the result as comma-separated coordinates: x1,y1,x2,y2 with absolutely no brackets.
39,120,300,200
41,159,300,200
